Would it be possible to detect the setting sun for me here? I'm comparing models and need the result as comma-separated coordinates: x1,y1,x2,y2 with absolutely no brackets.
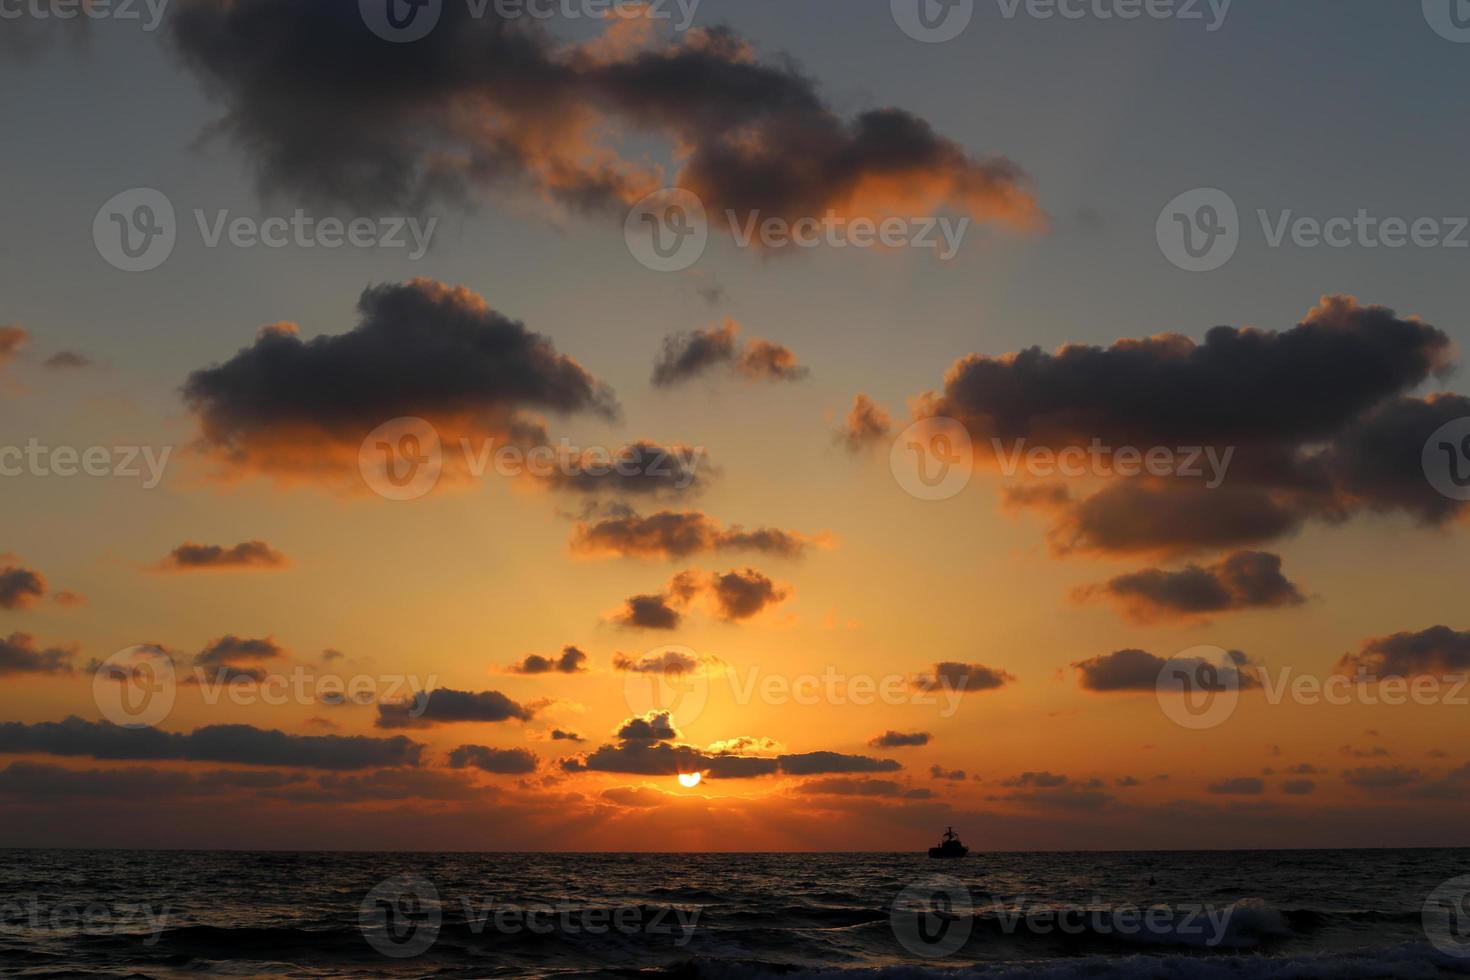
678,772,703,789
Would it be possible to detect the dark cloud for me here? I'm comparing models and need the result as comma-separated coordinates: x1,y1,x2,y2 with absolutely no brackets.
838,394,894,454
375,688,534,729
1075,551,1305,623
796,777,930,799
869,730,931,748
447,744,539,774
195,635,285,667
159,541,289,572
0,567,47,610
611,648,701,674
611,592,685,631
0,762,309,801
911,661,1014,693
42,351,92,371
1001,772,1070,789
549,729,585,743
1208,777,1266,795
922,297,1467,556
617,711,679,743
508,646,588,675
1281,779,1316,796
269,768,484,804
1072,647,1258,693
0,716,423,769
561,713,899,779
651,320,807,387
182,279,617,486
541,442,711,499
930,766,967,780
988,774,1113,810
570,509,817,560
707,568,788,621
610,568,789,628
1342,766,1422,790
167,3,1040,229
0,633,75,676
1335,626,1470,678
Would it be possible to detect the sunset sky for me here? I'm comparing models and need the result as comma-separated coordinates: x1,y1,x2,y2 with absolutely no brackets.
2,0,1470,851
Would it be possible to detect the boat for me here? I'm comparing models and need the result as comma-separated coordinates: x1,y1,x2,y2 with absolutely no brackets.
927,826,969,858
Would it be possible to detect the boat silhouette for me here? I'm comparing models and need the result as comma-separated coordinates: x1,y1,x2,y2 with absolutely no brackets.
928,826,969,858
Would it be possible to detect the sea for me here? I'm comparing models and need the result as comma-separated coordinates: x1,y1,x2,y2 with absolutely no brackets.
2,849,1469,978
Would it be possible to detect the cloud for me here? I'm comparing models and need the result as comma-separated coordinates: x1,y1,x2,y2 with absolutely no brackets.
706,568,789,621
0,633,75,676
601,785,676,808
1208,777,1266,795
1342,766,1422,790
652,321,807,387
570,509,821,560
43,351,92,371
611,648,705,674
447,744,539,774
1335,626,1470,678
610,592,685,631
549,729,586,743
0,716,423,769
540,442,711,499
561,713,899,779
988,773,1114,810
0,762,310,801
869,730,931,748
194,635,285,669
617,710,680,743
182,279,617,488
0,567,47,610
930,765,967,780
911,661,1014,693
0,326,28,369
158,541,290,572
920,297,1467,556
1074,551,1305,623
1001,771,1070,788
796,777,930,799
168,3,1041,232
609,568,790,628
1071,647,1257,693
376,689,534,729
706,735,782,755
838,394,893,453
1281,779,1316,796
508,646,588,675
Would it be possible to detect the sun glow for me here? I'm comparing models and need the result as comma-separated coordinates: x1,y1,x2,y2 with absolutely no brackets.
677,772,702,788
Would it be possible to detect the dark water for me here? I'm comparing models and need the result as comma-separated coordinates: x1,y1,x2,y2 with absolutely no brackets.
2,849,1469,978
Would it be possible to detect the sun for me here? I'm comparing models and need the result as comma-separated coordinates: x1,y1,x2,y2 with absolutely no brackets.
677,772,702,788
